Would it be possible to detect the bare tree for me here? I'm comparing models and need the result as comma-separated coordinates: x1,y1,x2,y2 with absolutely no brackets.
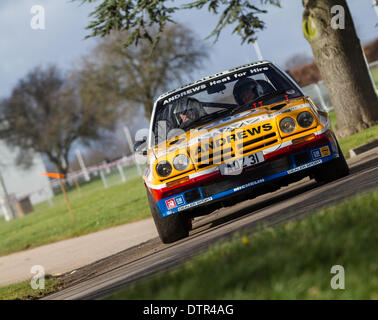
75,24,209,119
0,65,120,174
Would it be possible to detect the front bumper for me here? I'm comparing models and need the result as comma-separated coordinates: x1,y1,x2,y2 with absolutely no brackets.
151,131,339,218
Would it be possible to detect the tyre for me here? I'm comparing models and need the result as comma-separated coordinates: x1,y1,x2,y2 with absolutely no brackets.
146,191,190,244
314,142,349,183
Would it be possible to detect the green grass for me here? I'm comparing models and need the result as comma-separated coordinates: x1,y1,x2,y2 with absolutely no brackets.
108,190,378,300
371,67,378,88
0,176,149,257
0,275,61,300
328,110,378,157
329,111,337,132
338,125,378,157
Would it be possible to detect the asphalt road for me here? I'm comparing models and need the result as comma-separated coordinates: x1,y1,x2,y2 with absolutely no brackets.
45,147,378,300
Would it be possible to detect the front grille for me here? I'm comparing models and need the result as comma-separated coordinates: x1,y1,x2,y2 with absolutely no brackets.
294,152,311,166
238,133,278,155
201,156,291,197
196,146,235,169
238,133,276,149
184,189,202,203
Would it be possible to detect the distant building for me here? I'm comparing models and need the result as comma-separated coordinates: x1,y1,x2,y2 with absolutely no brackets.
0,141,53,221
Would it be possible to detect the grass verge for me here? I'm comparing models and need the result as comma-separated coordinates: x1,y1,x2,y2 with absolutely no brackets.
328,111,378,157
371,67,378,88
0,275,61,300
338,125,378,157
107,190,378,300
0,176,149,257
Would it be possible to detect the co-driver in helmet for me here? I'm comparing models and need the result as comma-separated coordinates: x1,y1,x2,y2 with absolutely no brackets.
233,77,264,106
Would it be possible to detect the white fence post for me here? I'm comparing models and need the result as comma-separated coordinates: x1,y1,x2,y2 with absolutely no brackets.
99,169,108,189
76,148,90,181
117,163,126,182
313,83,329,111
123,126,143,176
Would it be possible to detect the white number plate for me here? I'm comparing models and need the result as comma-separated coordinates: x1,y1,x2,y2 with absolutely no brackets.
220,152,265,175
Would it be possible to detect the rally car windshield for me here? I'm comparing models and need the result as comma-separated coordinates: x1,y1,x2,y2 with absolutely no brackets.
152,63,301,145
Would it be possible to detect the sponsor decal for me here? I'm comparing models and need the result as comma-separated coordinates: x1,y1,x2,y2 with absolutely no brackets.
311,149,321,159
175,195,185,205
320,146,331,157
195,123,273,155
165,198,177,210
159,62,270,100
234,178,265,192
163,84,207,105
177,197,213,211
287,160,322,174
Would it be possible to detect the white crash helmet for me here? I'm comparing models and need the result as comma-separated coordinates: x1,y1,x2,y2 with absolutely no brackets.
172,97,203,127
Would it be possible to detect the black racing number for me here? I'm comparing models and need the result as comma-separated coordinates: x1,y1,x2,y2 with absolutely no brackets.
248,154,257,165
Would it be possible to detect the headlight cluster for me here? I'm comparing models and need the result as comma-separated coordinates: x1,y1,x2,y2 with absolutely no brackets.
156,154,190,177
279,111,314,134
279,117,296,134
156,161,172,177
173,154,190,171
297,111,314,128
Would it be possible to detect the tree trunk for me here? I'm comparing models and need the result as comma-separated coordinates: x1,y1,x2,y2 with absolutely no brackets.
302,0,378,138
55,162,68,176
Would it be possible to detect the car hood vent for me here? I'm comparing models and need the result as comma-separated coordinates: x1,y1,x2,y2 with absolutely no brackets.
270,103,287,111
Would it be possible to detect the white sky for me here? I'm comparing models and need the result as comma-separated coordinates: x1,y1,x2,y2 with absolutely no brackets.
0,0,377,100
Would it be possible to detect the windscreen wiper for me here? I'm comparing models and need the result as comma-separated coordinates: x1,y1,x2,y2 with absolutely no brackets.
231,90,287,116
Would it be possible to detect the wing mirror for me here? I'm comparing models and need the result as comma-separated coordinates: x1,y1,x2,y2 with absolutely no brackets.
134,136,148,156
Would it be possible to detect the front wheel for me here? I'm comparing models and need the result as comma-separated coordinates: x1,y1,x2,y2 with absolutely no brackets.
314,142,349,183
147,191,190,244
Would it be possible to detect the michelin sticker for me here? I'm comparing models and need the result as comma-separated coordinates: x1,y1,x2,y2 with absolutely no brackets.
233,178,265,192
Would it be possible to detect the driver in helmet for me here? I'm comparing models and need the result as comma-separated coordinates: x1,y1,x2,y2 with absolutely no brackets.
233,77,263,106
172,97,203,128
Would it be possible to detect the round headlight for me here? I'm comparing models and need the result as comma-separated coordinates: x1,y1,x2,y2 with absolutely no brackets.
173,154,190,171
156,161,172,177
297,111,314,128
279,117,296,134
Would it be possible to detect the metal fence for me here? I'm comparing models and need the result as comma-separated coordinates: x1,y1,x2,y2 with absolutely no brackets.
50,155,145,195
1,154,146,221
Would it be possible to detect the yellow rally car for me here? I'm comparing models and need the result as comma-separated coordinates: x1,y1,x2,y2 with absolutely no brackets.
136,61,349,243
